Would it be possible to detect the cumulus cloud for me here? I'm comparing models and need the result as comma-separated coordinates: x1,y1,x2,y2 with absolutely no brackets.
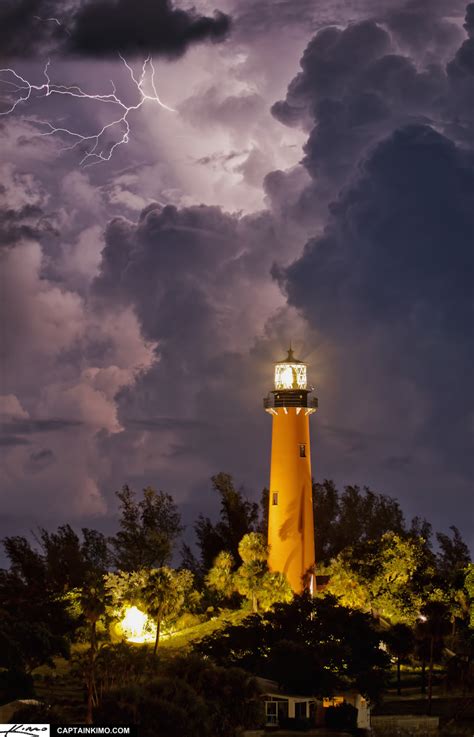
1,0,473,553
0,0,231,58
273,6,474,531
0,166,156,521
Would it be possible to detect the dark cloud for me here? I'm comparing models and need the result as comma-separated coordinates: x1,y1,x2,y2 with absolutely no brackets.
1,0,473,553
90,201,293,501
0,436,31,447
70,0,231,58
1,419,82,434
25,448,55,474
383,0,464,62
0,0,231,58
280,123,474,524
448,3,474,77
271,22,392,129
128,418,209,431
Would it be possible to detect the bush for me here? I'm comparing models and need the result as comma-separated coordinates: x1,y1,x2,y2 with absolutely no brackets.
173,612,205,631
94,677,210,737
0,669,34,705
280,716,311,731
10,702,66,723
325,702,358,730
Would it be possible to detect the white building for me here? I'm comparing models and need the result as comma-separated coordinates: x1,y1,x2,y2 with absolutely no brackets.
258,679,371,730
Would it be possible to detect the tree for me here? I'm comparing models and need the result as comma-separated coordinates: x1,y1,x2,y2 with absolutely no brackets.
206,534,292,613
94,655,260,737
465,564,474,629
0,527,109,675
197,594,390,702
323,532,426,625
71,582,111,723
107,567,191,655
313,481,406,564
385,623,415,695
433,527,472,637
234,533,292,613
140,568,186,655
194,473,259,569
206,551,236,600
36,524,110,593
110,486,182,571
436,526,471,582
417,601,451,714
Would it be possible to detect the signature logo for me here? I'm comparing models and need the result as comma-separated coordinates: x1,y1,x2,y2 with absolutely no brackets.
0,727,50,736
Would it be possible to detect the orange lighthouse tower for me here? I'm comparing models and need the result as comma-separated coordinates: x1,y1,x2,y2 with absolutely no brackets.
264,348,318,594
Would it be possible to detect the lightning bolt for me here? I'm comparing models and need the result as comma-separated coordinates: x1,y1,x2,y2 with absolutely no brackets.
0,55,175,166
33,15,71,35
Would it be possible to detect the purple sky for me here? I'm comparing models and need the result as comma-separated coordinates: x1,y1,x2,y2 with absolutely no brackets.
0,0,473,555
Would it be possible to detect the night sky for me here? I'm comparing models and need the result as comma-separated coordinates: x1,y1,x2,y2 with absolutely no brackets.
0,0,473,555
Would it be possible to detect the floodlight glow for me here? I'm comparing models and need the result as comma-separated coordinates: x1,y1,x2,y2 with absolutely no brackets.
274,362,307,390
120,606,154,643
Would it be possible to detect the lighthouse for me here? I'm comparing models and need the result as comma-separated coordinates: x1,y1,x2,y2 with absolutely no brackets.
264,348,318,594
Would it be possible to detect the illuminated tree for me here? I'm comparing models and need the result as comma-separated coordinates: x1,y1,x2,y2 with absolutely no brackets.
206,551,236,599
465,564,474,628
206,534,291,613
234,533,291,613
323,532,426,625
106,566,192,654
312,481,405,564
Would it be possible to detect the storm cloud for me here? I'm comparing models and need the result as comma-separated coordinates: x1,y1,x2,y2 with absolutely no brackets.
0,0,473,552
0,0,231,58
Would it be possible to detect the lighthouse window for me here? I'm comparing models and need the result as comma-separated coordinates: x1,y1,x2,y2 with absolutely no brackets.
299,444,306,457
272,492,279,505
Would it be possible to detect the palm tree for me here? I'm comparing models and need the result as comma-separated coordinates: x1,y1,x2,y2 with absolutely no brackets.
139,567,187,655
78,583,108,724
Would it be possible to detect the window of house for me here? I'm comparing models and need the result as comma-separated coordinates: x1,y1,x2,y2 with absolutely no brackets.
295,701,308,719
272,491,278,505
265,702,277,726
299,444,306,457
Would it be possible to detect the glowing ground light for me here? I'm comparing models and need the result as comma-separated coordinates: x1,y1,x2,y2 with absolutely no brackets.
120,605,154,643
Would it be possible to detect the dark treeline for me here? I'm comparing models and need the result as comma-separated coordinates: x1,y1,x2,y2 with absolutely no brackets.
0,474,473,731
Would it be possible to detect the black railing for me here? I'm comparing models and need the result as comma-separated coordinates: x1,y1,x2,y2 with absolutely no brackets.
263,392,318,410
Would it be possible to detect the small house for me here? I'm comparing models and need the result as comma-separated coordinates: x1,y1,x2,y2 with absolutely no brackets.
257,678,371,730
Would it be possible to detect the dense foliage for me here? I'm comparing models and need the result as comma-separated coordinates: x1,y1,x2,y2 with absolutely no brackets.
197,594,390,701
0,474,472,725
93,653,260,737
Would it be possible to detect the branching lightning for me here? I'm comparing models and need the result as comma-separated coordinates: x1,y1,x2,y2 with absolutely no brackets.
0,54,175,166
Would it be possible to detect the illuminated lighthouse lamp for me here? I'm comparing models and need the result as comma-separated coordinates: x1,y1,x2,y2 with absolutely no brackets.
274,348,307,390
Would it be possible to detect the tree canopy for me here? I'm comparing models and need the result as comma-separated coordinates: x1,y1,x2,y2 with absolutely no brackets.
197,594,390,701
110,486,182,571
194,473,259,569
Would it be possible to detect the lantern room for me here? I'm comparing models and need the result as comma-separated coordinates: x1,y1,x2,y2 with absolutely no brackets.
264,347,318,412
274,348,307,390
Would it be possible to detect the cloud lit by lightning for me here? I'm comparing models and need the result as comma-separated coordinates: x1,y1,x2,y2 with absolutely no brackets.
0,54,175,166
